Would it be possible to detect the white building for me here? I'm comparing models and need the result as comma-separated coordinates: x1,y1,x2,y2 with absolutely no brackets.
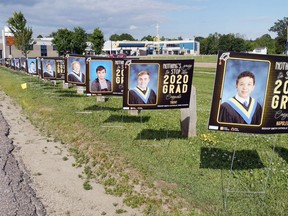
251,47,267,55
103,39,200,56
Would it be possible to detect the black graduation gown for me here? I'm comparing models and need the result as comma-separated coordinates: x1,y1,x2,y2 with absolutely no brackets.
219,97,262,125
68,72,85,83
129,87,156,104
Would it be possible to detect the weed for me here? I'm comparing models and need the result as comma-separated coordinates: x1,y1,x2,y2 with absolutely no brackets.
83,180,93,190
62,156,68,161
115,209,127,214
123,194,146,208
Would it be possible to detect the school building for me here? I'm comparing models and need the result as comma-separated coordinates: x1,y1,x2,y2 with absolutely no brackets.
102,39,200,56
0,36,59,58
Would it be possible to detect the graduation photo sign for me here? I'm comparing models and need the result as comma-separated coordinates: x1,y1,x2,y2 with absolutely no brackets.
65,55,86,85
20,57,27,71
86,57,125,95
12,58,20,71
208,51,288,134
37,58,42,76
41,58,57,79
55,58,65,79
27,58,37,75
123,59,194,110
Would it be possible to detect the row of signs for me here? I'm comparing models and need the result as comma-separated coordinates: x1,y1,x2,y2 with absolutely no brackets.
2,52,288,134
1,55,194,111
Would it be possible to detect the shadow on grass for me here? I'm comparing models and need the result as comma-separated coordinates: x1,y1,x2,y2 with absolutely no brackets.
274,146,288,163
200,147,265,170
135,129,183,140
84,105,123,112
42,86,63,91
104,114,151,123
45,89,88,97
56,93,85,98
27,82,47,86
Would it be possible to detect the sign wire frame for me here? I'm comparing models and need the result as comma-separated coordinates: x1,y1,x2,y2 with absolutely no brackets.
223,133,277,211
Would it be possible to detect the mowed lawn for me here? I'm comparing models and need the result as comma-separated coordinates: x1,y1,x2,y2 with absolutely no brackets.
0,56,288,215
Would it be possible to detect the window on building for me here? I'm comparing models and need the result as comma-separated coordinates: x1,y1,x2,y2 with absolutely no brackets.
166,44,179,47
41,45,47,56
28,44,34,51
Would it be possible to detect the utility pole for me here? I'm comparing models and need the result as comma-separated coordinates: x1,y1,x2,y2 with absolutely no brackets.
1,29,6,58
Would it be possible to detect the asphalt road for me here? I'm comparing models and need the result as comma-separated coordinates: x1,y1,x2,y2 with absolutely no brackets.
0,111,46,216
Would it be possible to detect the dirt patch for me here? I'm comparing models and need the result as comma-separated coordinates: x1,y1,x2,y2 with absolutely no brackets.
0,89,141,216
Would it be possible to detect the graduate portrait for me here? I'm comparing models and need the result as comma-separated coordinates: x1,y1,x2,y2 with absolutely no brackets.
27,58,37,74
67,57,86,84
20,57,27,71
217,58,269,126
128,63,159,105
89,60,113,93
14,58,20,70
43,59,56,78
11,58,15,67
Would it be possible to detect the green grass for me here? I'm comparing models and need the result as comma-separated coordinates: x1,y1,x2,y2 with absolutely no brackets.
0,65,288,215
140,55,217,63
194,67,216,74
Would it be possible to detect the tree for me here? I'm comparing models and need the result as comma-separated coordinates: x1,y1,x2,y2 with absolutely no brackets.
204,32,221,54
245,40,257,52
274,36,287,54
269,17,288,38
109,33,136,41
218,34,234,51
269,17,288,54
141,35,154,41
254,34,275,54
89,27,105,55
52,28,73,56
231,37,246,52
160,36,166,41
195,36,204,42
7,11,33,57
218,34,246,52
119,33,136,41
71,27,87,54
48,32,57,37
199,37,208,54
109,34,120,41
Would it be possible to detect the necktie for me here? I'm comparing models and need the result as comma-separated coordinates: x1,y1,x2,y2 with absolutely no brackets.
244,101,248,107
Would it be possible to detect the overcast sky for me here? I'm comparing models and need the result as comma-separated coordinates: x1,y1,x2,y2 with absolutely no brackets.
0,0,287,40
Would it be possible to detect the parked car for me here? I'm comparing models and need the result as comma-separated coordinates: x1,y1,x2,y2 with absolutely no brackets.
108,54,118,58
108,53,127,58
116,53,127,58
